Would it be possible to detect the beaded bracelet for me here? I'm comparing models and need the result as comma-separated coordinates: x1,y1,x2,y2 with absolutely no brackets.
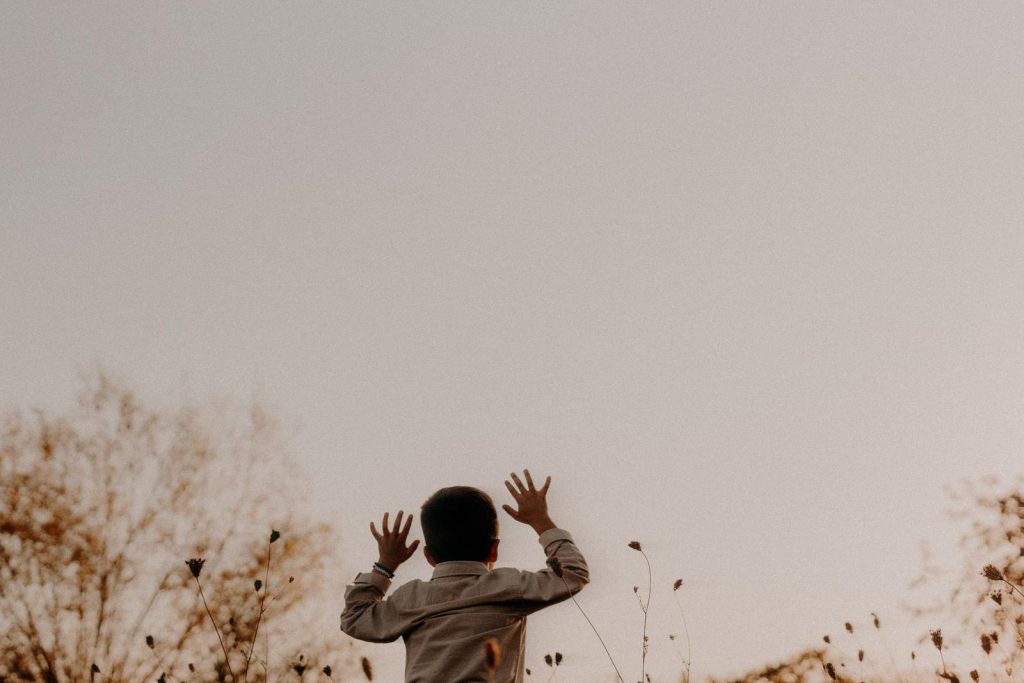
372,562,395,579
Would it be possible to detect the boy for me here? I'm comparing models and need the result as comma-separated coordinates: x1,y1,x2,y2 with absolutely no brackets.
341,469,589,682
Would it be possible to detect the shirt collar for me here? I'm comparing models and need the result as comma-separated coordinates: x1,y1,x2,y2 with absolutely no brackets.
431,561,490,579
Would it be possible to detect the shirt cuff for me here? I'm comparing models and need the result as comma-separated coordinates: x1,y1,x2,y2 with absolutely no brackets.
538,527,573,548
354,569,391,594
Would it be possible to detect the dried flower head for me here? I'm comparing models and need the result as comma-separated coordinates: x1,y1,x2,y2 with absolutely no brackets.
823,635,831,644
361,656,373,680
555,652,563,665
991,591,1003,605
323,665,333,677
825,662,836,680
270,529,281,544
673,578,683,591
545,653,553,667
628,540,642,551
484,639,502,671
871,612,880,629
845,622,854,634
145,634,155,650
185,558,205,579
981,633,992,655
970,670,980,682
254,579,262,592
930,629,944,651
939,673,960,683
858,649,864,662
983,564,1005,581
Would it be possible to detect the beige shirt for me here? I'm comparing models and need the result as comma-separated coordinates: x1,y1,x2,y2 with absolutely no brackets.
340,528,589,683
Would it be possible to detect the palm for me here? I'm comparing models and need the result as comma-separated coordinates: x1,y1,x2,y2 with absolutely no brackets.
370,510,420,569
502,469,551,524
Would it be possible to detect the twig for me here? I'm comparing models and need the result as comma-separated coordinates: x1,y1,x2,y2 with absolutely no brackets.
557,574,625,683
192,575,236,681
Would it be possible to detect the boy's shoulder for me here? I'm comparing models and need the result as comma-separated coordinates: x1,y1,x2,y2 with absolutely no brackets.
490,566,531,579
391,577,426,596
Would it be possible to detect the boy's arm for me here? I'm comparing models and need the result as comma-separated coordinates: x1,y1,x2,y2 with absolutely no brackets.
517,526,589,603
503,471,590,606
340,510,420,643
341,571,405,642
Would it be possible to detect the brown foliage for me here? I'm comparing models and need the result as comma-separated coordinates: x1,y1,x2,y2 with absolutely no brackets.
707,648,833,683
0,369,342,681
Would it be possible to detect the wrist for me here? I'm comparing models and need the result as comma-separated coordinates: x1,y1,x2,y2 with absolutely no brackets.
528,515,557,535
376,557,398,572
373,560,396,580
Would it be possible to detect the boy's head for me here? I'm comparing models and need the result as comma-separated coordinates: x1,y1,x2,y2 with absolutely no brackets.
420,486,499,566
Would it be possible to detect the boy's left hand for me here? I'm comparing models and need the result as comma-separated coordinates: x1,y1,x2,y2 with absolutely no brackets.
370,510,420,572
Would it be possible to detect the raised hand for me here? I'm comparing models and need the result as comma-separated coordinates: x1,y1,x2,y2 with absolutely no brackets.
370,510,420,572
502,469,556,535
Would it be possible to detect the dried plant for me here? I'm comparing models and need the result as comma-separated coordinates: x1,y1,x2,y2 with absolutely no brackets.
672,577,692,683
549,558,624,682
629,540,653,683
706,648,829,683
0,368,349,681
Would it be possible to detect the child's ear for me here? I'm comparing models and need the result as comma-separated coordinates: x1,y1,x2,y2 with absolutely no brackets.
423,546,436,567
487,539,500,564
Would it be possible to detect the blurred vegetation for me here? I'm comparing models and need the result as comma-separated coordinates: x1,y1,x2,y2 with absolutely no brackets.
0,370,356,681
709,477,1024,683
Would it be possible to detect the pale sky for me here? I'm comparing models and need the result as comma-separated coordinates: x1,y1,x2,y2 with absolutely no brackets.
3,3,1024,681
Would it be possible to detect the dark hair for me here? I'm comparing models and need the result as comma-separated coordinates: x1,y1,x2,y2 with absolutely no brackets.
420,486,498,563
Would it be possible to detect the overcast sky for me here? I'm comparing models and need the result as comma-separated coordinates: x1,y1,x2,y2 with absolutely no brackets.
3,3,1024,680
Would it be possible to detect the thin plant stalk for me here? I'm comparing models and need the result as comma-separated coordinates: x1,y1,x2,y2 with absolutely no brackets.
984,650,1001,683
558,575,625,683
870,618,905,683
669,636,690,683
244,539,273,681
144,642,181,683
672,588,692,683
636,548,652,683
265,547,272,675
192,576,236,682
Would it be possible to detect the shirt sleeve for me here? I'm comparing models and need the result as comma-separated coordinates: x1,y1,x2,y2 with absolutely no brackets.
515,528,590,611
340,569,410,643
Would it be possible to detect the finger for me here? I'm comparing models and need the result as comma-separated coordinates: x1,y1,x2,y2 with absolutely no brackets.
394,510,404,535
407,539,421,556
510,472,526,495
382,512,390,535
370,521,382,541
524,469,536,492
540,476,551,495
504,480,521,500
401,513,414,539
502,504,520,520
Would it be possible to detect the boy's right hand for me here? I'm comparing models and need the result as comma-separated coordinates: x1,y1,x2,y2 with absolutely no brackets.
502,469,557,535
370,510,420,572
